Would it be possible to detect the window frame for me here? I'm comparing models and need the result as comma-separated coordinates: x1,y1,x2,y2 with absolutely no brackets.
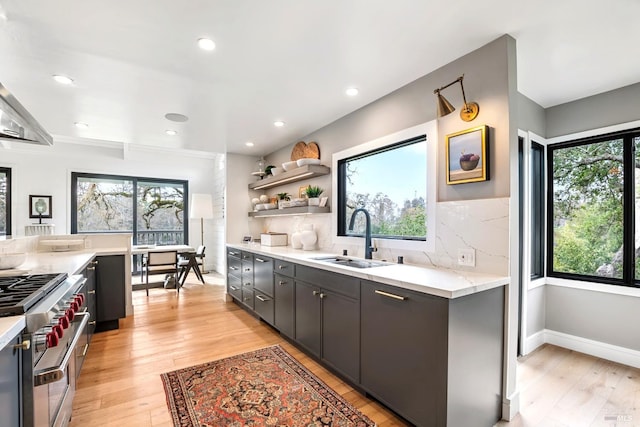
71,172,189,245
530,141,545,279
331,121,437,253
337,135,427,241
0,167,11,237
546,128,640,288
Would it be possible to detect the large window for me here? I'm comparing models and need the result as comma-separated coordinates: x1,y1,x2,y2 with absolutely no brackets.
547,128,640,287
530,141,545,278
71,173,188,245
338,135,427,241
0,167,11,236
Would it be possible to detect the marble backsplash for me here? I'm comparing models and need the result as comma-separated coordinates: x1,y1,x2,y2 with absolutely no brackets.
259,197,510,276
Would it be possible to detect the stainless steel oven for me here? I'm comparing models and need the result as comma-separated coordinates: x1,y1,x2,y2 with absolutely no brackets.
0,273,88,427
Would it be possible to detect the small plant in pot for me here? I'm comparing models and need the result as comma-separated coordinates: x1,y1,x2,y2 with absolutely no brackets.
305,186,324,206
277,192,291,209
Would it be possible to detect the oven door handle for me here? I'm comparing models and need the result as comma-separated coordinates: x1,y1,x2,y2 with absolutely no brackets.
34,312,89,386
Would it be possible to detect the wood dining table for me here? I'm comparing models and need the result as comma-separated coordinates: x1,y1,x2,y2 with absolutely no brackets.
131,244,204,286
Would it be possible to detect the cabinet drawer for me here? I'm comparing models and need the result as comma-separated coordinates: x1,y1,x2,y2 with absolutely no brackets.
242,259,253,276
227,275,242,300
228,256,241,276
254,291,274,325
274,259,295,277
296,265,359,299
227,247,241,258
241,251,253,261
241,288,254,310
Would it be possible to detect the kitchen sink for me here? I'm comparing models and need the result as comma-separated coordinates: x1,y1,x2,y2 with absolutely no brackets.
312,256,388,269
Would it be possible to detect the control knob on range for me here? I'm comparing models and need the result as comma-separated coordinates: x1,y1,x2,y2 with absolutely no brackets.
54,313,70,329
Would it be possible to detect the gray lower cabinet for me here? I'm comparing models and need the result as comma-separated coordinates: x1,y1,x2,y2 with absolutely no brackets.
253,255,274,325
274,272,295,338
361,280,504,427
240,252,254,310
0,335,22,427
96,255,126,331
227,250,242,300
295,266,360,383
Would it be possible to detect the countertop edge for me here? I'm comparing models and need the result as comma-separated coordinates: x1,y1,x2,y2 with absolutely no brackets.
0,316,26,351
227,243,509,298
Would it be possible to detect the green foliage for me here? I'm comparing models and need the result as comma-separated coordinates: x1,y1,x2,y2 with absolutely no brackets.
305,186,324,198
276,192,290,201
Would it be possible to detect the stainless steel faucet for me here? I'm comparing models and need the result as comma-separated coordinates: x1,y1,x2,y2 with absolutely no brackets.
348,208,377,259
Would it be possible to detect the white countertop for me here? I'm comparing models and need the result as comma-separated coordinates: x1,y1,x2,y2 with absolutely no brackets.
0,246,129,350
228,243,510,299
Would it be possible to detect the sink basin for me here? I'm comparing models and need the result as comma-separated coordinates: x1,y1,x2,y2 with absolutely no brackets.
312,256,387,269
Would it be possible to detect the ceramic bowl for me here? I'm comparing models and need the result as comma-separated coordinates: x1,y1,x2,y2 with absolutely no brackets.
270,167,283,176
0,253,26,270
296,158,321,167
282,160,298,171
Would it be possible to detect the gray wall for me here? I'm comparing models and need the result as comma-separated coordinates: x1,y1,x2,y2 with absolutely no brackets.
517,93,546,137
518,80,640,355
546,81,640,138
267,35,516,202
546,285,640,351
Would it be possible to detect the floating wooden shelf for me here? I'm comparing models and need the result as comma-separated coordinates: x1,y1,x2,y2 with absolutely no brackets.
248,206,330,217
248,165,330,190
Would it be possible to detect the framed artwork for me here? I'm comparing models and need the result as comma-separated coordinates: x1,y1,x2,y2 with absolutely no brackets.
298,185,310,199
446,125,489,184
29,195,52,220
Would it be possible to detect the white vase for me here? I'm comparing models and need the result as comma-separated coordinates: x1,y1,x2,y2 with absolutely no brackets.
291,230,303,249
300,224,317,251
308,197,320,206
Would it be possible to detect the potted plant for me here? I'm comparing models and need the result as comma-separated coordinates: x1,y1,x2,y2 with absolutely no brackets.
305,186,324,206
277,192,291,209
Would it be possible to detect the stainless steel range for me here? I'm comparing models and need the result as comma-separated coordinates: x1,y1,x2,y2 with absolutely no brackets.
0,273,88,427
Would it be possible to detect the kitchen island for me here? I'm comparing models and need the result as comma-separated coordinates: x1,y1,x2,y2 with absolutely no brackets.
227,243,509,427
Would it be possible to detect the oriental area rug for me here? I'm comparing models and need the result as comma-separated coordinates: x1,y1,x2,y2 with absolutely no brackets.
160,345,375,427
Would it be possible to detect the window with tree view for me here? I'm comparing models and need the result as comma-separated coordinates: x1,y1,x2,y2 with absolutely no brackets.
0,167,10,236
72,173,188,245
338,136,427,240
548,129,640,287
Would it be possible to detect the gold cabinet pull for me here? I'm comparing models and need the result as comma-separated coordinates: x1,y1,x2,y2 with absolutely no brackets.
77,343,89,357
13,340,30,351
374,290,407,301
88,290,96,295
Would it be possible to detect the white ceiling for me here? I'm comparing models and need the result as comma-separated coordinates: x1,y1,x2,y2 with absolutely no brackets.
0,0,638,155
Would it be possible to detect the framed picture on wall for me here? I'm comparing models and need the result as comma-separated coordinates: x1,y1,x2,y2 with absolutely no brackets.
29,195,52,219
446,125,489,185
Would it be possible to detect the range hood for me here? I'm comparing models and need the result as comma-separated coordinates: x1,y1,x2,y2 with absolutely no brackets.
0,82,53,146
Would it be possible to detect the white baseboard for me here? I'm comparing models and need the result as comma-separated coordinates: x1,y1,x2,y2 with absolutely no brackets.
500,391,520,422
525,329,640,368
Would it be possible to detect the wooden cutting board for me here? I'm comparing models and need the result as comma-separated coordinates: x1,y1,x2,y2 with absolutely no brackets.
291,141,320,161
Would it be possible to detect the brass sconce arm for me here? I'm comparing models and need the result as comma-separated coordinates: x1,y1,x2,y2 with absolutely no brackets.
433,74,479,122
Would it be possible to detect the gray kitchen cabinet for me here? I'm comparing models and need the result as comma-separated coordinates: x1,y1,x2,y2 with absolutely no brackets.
274,272,295,338
227,249,242,300
76,258,97,380
252,255,274,325
240,252,254,310
0,335,22,427
96,255,126,331
295,265,360,383
361,280,504,427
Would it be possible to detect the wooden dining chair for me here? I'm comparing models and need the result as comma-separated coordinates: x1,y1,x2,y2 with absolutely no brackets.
178,246,206,285
142,250,179,295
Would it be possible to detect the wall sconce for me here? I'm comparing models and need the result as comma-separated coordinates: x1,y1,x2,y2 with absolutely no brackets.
433,75,479,122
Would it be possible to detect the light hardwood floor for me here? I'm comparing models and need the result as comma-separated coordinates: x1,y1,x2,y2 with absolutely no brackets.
71,274,639,427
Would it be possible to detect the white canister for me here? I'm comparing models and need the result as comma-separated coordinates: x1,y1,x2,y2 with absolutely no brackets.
291,230,303,249
300,224,317,251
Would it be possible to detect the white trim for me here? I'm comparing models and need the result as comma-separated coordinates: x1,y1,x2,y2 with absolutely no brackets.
523,329,546,355
528,277,546,290
544,329,640,369
500,391,521,422
331,121,437,253
547,119,640,145
546,277,640,298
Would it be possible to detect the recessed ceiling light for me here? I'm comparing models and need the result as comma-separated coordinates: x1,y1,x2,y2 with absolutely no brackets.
274,121,285,127
197,38,216,51
165,129,178,136
245,142,254,147
74,122,88,129
53,75,74,85
164,113,189,122
346,87,359,96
